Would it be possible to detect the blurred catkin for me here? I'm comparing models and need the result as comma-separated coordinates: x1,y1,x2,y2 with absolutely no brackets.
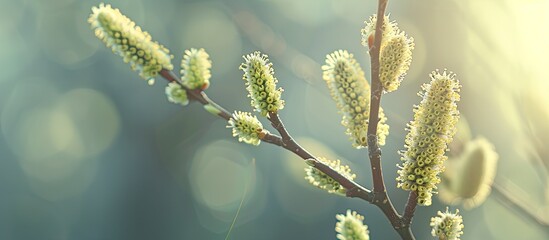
335,210,370,240
439,137,498,209
305,157,356,196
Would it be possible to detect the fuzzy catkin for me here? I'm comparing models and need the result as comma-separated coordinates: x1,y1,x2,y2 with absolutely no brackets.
227,111,266,146
361,14,397,49
397,70,461,206
88,3,173,83
430,208,464,240
322,50,389,148
305,157,356,196
362,14,414,93
240,51,285,116
180,48,212,90
379,33,414,92
335,210,370,240
165,82,189,106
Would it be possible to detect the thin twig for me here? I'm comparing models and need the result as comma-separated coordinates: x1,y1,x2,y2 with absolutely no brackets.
160,70,232,120
159,68,374,201
267,112,371,196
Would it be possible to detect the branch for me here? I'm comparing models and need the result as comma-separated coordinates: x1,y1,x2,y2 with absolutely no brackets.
160,70,232,120
403,191,418,225
159,68,374,200
365,1,416,239
367,0,389,195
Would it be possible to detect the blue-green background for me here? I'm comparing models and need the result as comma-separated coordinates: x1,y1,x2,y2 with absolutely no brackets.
1,0,549,239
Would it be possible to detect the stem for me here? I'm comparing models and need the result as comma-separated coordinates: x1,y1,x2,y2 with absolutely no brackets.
403,191,418,225
366,1,416,239
268,112,371,195
368,0,388,195
159,69,374,201
160,69,232,120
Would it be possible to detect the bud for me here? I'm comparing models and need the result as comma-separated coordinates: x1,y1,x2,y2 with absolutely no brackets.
335,210,370,240
180,48,212,90
430,207,464,240
88,4,173,82
361,14,397,50
165,82,189,106
379,33,414,92
305,157,356,196
396,70,461,206
227,111,267,146
240,51,285,116
322,50,389,148
439,137,498,209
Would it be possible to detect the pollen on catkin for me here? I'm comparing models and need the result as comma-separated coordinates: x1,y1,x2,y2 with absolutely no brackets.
396,70,461,206
361,14,397,49
379,33,414,92
430,207,464,240
180,48,212,90
439,137,498,209
322,50,389,148
227,111,267,146
335,210,370,240
305,157,356,196
240,51,285,116
165,82,189,106
88,3,173,82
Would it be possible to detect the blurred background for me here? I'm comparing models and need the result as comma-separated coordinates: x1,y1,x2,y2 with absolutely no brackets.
1,0,549,239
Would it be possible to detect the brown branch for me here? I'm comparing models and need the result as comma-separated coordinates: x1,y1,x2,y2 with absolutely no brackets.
403,191,418,225
365,1,416,239
158,69,375,201
160,69,232,120
267,112,372,197
368,0,389,195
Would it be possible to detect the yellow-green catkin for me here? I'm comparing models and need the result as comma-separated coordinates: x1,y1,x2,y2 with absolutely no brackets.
322,50,389,148
305,157,356,196
165,82,189,106
180,48,212,90
396,70,461,206
227,111,267,146
439,137,498,209
361,14,414,93
240,51,285,116
379,33,414,92
430,207,464,240
335,210,370,240
361,14,397,50
88,3,173,83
